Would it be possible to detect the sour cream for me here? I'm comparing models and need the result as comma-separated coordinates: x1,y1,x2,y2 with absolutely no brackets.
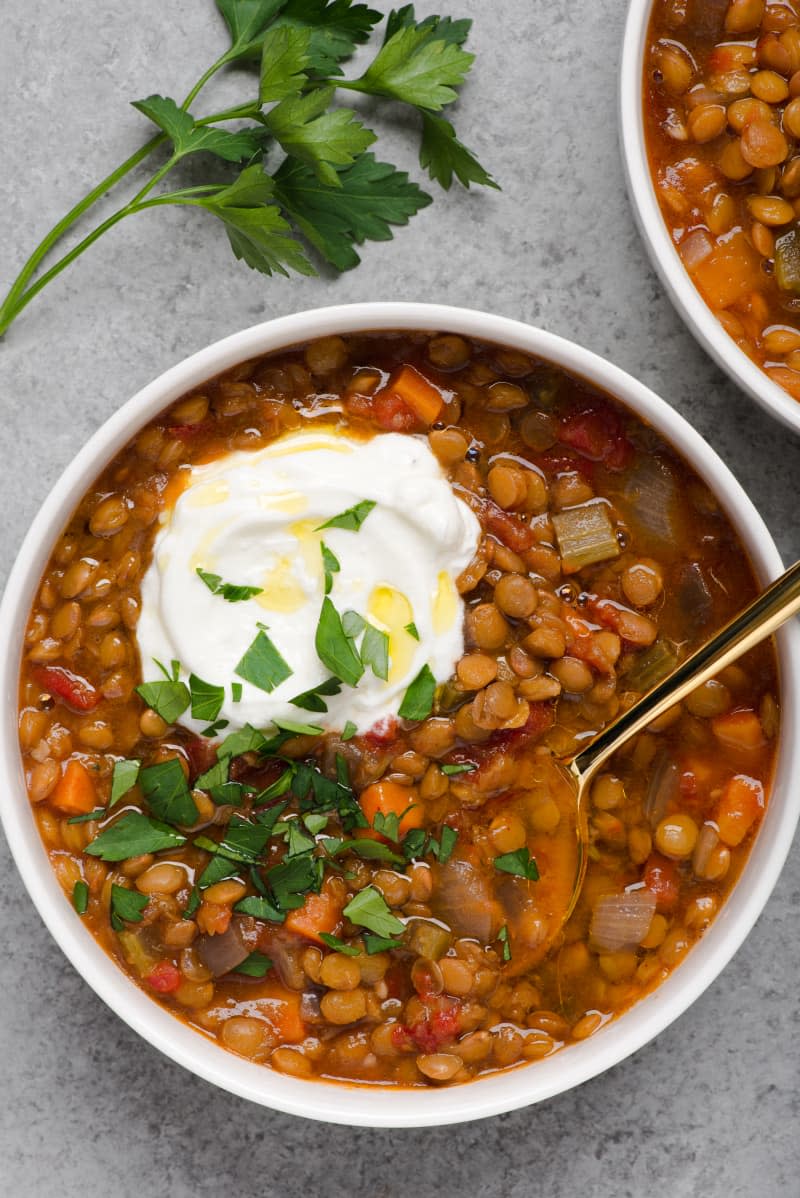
137,427,481,736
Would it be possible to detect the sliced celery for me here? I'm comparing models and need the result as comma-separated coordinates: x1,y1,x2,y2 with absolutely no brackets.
552,501,620,574
624,638,679,692
775,225,800,295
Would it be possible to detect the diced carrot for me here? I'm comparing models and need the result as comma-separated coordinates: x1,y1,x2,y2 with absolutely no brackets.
693,233,764,310
715,774,764,847
260,987,305,1043
49,759,98,814
385,365,444,425
197,902,232,936
711,708,765,751
285,882,343,945
358,779,424,841
643,853,680,912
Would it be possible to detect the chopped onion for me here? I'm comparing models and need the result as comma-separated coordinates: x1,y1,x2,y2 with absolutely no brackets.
433,858,498,943
644,752,680,829
678,228,714,273
589,890,656,953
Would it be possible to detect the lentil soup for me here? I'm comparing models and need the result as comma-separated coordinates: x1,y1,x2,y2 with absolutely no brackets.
18,330,778,1087
644,0,800,402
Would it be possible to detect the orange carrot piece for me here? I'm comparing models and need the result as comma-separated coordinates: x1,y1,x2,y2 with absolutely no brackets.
285,884,343,945
711,708,765,751
715,774,764,847
387,365,443,425
259,984,306,1043
49,759,98,814
358,779,424,841
693,233,764,310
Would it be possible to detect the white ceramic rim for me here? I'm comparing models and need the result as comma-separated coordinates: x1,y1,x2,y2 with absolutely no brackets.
1,302,799,1128
619,0,800,435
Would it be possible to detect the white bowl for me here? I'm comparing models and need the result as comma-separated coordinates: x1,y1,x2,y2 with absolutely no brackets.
1,302,798,1127
620,0,800,434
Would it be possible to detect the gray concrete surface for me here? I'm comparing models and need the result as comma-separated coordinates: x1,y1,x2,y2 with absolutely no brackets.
1,1,799,1195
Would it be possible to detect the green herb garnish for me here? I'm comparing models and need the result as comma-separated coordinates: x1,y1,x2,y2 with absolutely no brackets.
441,761,476,776
189,673,226,722
110,883,150,931
360,622,389,681
343,885,405,937
363,933,403,954
217,723,268,758
319,932,360,956
398,663,436,720
235,950,273,977
231,682,243,703
67,808,106,824
317,499,376,532
315,597,364,687
235,629,293,693
430,825,458,864
139,758,199,827
109,758,141,807
136,660,190,724
341,609,366,639
404,621,420,640
290,675,343,712
273,717,324,736
72,879,89,915
498,923,511,962
321,542,341,594
183,886,201,918
86,811,187,861
342,720,357,740
196,567,263,603
234,894,284,922
494,847,540,882
197,854,242,889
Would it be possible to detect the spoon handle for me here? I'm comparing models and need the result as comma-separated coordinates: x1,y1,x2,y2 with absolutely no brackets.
569,557,800,783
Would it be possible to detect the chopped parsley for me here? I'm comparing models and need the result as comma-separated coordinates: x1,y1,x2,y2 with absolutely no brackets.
342,720,357,741
196,567,262,603
341,609,366,639
343,885,405,938
290,675,342,712
217,723,268,758
234,629,293,693
364,933,404,954
109,883,149,931
441,762,477,777
360,622,389,681
316,499,376,532
109,758,141,807
398,663,436,720
319,932,360,956
85,811,187,861
320,542,340,594
139,757,199,827
235,951,273,978
404,621,420,640
273,718,324,737
189,673,225,722
135,658,190,723
234,894,284,922
498,924,512,962
494,847,540,882
231,682,243,703
72,879,89,915
315,597,364,687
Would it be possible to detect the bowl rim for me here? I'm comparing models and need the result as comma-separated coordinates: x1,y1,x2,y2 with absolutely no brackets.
619,0,800,435
1,300,799,1128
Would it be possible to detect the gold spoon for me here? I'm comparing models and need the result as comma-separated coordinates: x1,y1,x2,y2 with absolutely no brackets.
558,557,800,928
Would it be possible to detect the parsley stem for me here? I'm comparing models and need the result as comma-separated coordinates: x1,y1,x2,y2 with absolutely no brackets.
180,51,234,111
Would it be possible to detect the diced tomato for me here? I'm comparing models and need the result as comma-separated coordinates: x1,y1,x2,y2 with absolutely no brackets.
145,961,181,994
394,996,463,1053
361,716,400,749
708,46,739,73
536,449,592,480
559,404,632,471
371,390,420,432
446,703,555,775
643,853,680,912
32,664,100,712
473,496,535,552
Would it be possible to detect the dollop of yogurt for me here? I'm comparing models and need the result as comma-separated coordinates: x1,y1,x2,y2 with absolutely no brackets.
137,427,481,735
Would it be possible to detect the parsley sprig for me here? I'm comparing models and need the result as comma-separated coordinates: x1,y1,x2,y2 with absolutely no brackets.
0,1,495,337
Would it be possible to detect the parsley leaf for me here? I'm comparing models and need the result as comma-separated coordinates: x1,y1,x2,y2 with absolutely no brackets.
268,852,322,910
196,566,263,603
360,621,389,681
274,717,324,736
139,758,199,827
398,663,436,720
341,610,366,638
342,720,357,740
494,847,540,882
419,112,498,190
189,674,225,722
109,758,141,807
404,621,420,641
216,0,286,59
232,682,243,703
234,894,285,921
352,21,474,110
322,835,403,864
274,153,431,271
195,758,230,792
429,824,457,864
132,95,261,162
319,932,360,956
135,673,190,725
183,886,201,918
290,675,342,712
218,723,268,758
235,627,293,692
217,814,273,862
363,933,403,954
235,950,273,977
198,854,242,889
110,883,150,931
384,6,472,46
315,597,364,686
67,808,106,824
272,0,382,76
498,923,512,962
85,811,187,861
441,762,476,776
264,87,375,187
343,885,405,937
72,880,89,915
260,24,313,101
317,498,376,531
320,541,340,594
